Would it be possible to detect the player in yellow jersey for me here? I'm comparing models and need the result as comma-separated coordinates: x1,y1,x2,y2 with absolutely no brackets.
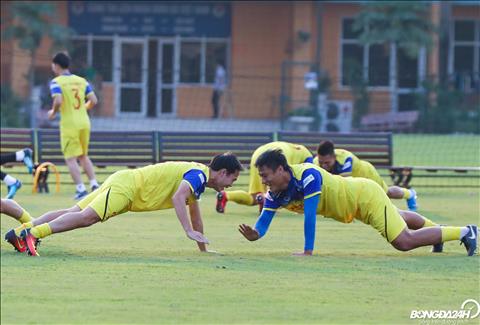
315,140,418,211
216,141,313,213
238,150,477,256
49,52,99,200
6,153,243,256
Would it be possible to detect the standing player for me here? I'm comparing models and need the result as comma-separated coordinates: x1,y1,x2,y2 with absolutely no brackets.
238,150,477,256
315,140,418,211
216,141,313,213
5,153,243,256
1,148,34,199
49,52,99,200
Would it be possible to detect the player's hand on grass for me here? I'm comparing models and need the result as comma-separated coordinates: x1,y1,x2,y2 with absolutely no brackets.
202,249,223,255
238,224,260,241
47,109,56,120
292,250,313,256
187,230,209,244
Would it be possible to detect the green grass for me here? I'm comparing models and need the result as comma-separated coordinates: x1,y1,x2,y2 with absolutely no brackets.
1,134,480,324
1,183,479,325
393,134,480,166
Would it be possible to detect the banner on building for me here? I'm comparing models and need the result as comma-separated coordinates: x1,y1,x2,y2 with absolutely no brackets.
68,1,231,37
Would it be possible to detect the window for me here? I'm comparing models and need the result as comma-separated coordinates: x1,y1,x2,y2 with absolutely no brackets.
397,48,418,88
368,44,389,86
92,40,113,82
180,41,201,83
70,37,114,82
205,42,227,83
70,40,88,76
341,18,422,89
341,19,365,86
398,93,417,112
121,43,143,83
180,39,228,84
342,44,363,85
454,21,475,42
452,20,479,91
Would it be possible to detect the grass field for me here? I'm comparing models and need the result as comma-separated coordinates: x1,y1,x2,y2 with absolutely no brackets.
1,135,480,325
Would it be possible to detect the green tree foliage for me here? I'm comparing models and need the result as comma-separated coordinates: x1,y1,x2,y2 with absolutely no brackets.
416,80,479,134
2,2,73,55
353,2,436,115
344,59,369,129
1,85,27,127
353,2,436,58
2,2,74,127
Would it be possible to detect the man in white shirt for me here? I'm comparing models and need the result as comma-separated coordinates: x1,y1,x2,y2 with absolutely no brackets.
212,61,226,118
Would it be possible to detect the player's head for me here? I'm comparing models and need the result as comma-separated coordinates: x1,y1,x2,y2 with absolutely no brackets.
52,52,70,74
255,149,291,193
208,152,243,191
317,140,336,172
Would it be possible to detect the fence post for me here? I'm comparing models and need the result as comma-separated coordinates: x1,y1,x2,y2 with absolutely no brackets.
272,131,278,142
157,132,163,163
36,129,43,163
31,128,37,163
151,131,157,164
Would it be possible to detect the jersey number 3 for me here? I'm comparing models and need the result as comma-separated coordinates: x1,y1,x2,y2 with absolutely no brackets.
72,88,81,110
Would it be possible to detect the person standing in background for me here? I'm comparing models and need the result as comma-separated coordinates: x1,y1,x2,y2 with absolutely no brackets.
212,60,226,119
48,52,99,200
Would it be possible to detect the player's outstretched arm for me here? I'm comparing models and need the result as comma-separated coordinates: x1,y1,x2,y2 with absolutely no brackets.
292,194,320,256
172,182,209,244
188,200,211,252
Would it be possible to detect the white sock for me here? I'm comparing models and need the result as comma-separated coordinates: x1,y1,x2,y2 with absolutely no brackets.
15,150,25,161
90,179,99,188
76,183,86,192
4,175,17,186
460,227,470,239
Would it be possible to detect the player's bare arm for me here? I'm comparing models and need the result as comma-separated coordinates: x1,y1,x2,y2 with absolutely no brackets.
86,92,98,110
48,95,63,119
188,200,208,252
172,181,209,244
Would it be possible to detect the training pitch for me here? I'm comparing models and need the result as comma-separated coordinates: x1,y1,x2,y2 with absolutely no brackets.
1,177,479,324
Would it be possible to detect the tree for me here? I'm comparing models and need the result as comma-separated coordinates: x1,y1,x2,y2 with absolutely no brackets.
353,2,436,113
2,2,74,127
344,59,369,129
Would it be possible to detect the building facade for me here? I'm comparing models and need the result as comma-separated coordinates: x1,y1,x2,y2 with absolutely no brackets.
1,1,479,122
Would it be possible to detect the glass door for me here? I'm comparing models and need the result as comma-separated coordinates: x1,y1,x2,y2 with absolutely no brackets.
157,39,177,116
115,38,147,116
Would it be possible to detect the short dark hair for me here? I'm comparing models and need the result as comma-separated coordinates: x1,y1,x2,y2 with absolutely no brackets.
52,52,70,69
209,152,244,174
317,140,335,156
255,149,290,172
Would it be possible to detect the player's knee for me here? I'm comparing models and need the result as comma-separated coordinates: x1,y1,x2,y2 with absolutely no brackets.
391,231,414,251
386,188,394,198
